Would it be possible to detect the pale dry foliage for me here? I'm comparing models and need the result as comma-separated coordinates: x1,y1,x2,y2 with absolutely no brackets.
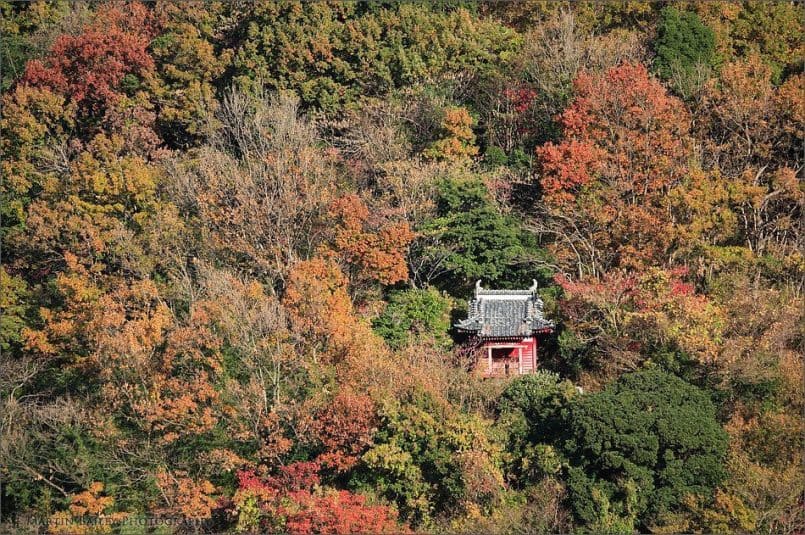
518,10,647,117
327,98,412,169
330,96,442,224
193,262,302,428
166,88,337,283
717,280,804,407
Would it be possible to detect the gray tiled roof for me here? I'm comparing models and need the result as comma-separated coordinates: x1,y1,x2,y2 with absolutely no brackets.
455,280,554,338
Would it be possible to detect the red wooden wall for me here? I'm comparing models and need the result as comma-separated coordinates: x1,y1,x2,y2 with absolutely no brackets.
475,337,539,378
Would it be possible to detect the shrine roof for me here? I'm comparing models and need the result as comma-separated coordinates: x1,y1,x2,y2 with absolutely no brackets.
455,280,554,338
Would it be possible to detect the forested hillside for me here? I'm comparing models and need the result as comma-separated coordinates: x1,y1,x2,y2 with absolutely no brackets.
0,1,802,533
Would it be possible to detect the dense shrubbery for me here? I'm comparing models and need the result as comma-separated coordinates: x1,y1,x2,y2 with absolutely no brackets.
232,1,519,111
0,1,801,534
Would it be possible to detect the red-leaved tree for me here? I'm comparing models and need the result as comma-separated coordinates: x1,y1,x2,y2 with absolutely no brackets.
233,463,403,534
537,62,692,275
21,2,157,119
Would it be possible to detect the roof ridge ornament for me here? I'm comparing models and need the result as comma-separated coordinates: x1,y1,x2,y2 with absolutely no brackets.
475,279,483,297
529,279,538,293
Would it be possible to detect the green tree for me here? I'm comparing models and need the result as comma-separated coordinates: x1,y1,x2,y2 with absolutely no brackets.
352,391,504,526
415,176,550,294
496,371,576,486
372,288,453,350
232,1,519,111
0,267,28,353
653,6,717,95
563,369,728,530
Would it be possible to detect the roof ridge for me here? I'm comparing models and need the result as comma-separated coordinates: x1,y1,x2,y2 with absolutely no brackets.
476,289,534,295
474,279,538,297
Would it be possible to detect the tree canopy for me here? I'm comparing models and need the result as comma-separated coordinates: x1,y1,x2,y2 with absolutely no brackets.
563,369,728,531
0,1,801,534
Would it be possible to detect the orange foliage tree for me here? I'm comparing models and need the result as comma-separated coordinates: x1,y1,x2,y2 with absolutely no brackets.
48,482,128,535
154,470,218,519
328,194,414,286
25,253,224,445
424,106,479,162
282,256,382,365
537,62,692,275
310,389,378,473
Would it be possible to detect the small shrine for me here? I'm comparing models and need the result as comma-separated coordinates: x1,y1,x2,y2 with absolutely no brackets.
455,280,554,378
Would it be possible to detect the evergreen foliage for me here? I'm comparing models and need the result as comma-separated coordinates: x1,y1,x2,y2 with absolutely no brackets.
418,177,551,294
654,7,717,80
653,6,717,95
563,369,729,529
